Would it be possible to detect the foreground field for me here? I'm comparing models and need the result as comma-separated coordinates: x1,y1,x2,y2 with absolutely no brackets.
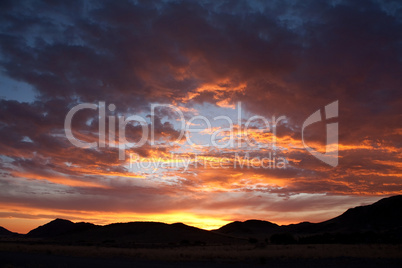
1,243,402,267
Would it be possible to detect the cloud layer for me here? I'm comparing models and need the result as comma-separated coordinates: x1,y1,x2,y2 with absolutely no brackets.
0,0,401,233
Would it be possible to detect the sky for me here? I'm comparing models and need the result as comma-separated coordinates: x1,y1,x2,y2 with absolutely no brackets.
0,0,401,234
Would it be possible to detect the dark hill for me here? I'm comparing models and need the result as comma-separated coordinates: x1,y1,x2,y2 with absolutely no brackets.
215,220,279,238
287,195,402,234
322,195,402,232
25,220,242,246
21,195,402,245
26,218,97,238
0,226,18,237
77,221,240,244
215,195,402,243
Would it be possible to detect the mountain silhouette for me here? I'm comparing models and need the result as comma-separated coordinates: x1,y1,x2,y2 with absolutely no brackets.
25,219,241,246
0,226,18,237
282,195,402,235
6,195,402,245
214,195,402,242
215,219,279,237
313,195,402,233
27,218,97,238
73,221,240,244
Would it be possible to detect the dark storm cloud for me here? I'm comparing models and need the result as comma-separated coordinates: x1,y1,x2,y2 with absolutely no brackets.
1,0,400,125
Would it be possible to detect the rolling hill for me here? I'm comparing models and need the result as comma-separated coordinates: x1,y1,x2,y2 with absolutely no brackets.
4,195,401,245
215,195,402,242
24,219,242,246
0,226,18,237
27,218,97,238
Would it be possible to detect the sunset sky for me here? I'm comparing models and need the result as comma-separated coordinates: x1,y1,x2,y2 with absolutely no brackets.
0,0,401,234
